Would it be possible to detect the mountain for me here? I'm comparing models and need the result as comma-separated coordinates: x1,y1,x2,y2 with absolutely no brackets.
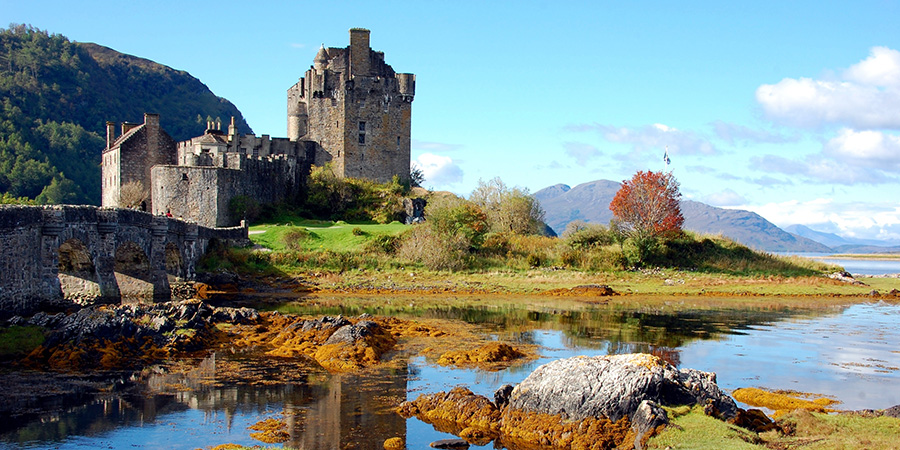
785,224,900,254
679,200,830,252
534,180,831,253
0,24,253,204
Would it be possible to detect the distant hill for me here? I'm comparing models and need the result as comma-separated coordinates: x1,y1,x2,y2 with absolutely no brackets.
785,224,900,254
0,24,252,205
534,180,831,252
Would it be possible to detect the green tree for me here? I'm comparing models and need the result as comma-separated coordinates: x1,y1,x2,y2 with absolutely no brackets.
469,177,546,235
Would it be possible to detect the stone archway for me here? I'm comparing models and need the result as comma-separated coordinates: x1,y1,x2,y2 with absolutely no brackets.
165,242,184,282
114,241,153,303
58,238,101,305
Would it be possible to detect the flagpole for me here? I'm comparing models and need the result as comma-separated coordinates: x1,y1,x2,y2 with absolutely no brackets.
664,146,670,173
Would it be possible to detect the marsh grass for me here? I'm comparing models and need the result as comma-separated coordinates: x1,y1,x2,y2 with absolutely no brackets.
650,405,900,450
212,219,900,296
0,325,45,357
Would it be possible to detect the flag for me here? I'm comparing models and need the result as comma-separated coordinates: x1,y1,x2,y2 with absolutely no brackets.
664,146,671,165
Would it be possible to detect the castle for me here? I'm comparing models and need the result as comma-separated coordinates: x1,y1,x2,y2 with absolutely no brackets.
101,28,415,227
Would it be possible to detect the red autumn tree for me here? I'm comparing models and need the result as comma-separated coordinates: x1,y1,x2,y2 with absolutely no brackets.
609,171,684,240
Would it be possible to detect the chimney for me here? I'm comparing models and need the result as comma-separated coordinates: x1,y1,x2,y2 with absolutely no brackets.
349,28,371,76
106,121,116,149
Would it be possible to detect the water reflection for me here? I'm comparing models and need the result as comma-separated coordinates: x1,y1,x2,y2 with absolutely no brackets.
2,298,897,450
0,352,408,450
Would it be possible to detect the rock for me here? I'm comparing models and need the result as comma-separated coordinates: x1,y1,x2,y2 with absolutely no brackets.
507,354,738,423
300,315,351,332
631,400,668,450
324,320,380,345
828,271,867,286
884,405,900,418
383,437,404,450
430,438,469,449
494,384,513,409
728,408,776,432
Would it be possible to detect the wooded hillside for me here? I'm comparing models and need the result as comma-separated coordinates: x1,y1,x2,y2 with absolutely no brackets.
0,24,252,204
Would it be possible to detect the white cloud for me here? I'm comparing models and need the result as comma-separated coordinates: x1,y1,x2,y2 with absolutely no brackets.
567,122,717,156
749,153,892,184
756,47,900,129
563,141,602,165
844,46,900,88
739,199,900,241
824,128,900,169
710,120,795,145
412,139,463,152
703,189,747,207
414,153,463,187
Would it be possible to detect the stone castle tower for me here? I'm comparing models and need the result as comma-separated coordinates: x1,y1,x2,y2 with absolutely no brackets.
287,28,415,183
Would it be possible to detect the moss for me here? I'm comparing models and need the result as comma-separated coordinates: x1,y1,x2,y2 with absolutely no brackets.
382,436,404,450
397,387,501,439
398,387,645,449
437,342,525,369
248,417,289,444
732,387,838,417
500,408,637,450
0,325,45,357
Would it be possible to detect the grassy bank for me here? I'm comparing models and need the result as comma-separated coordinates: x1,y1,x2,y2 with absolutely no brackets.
195,218,900,298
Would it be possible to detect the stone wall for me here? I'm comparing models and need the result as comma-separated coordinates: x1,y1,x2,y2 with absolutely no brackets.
152,152,309,227
0,205,248,318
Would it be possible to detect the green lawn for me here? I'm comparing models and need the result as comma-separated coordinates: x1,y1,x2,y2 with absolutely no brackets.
249,220,409,252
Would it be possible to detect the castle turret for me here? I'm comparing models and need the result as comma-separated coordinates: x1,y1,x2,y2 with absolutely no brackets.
314,45,328,72
398,73,416,102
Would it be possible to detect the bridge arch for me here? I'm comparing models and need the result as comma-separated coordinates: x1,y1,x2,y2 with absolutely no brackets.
57,238,102,303
0,205,249,318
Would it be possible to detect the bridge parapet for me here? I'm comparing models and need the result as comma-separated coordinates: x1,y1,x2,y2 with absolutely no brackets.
0,205,249,318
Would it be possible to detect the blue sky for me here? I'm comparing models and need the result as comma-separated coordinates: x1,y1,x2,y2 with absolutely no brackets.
4,1,900,241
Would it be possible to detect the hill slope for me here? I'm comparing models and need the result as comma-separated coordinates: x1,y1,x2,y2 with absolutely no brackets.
0,25,252,204
534,180,831,252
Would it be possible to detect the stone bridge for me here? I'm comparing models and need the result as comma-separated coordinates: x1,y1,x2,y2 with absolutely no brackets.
0,205,249,317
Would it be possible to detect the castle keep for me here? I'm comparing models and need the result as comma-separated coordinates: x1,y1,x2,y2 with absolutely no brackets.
288,28,415,183
101,28,414,227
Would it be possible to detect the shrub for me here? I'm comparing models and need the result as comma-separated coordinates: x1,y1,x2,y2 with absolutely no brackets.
365,234,403,254
564,222,617,249
397,225,469,271
229,195,261,224
352,227,366,236
282,228,315,251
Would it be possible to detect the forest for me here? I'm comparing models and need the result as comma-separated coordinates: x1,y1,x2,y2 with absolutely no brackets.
0,24,252,205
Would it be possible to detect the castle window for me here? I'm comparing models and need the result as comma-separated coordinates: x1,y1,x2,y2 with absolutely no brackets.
358,121,366,145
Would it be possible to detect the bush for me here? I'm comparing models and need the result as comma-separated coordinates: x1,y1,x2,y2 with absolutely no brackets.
282,228,315,251
352,227,366,236
425,195,488,249
563,222,618,249
365,234,404,254
397,225,470,271
229,195,261,224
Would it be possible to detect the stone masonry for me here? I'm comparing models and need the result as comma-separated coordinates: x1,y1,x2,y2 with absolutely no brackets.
0,205,248,318
102,28,414,227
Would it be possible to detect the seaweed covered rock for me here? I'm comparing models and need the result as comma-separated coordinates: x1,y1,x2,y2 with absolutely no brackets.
19,300,259,370
397,387,501,439
437,342,526,369
508,353,738,422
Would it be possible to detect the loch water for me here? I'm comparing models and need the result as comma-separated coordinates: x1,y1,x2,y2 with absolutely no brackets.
2,297,899,449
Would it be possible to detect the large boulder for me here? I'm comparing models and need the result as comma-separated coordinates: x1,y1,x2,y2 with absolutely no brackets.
507,353,738,422
401,353,740,450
